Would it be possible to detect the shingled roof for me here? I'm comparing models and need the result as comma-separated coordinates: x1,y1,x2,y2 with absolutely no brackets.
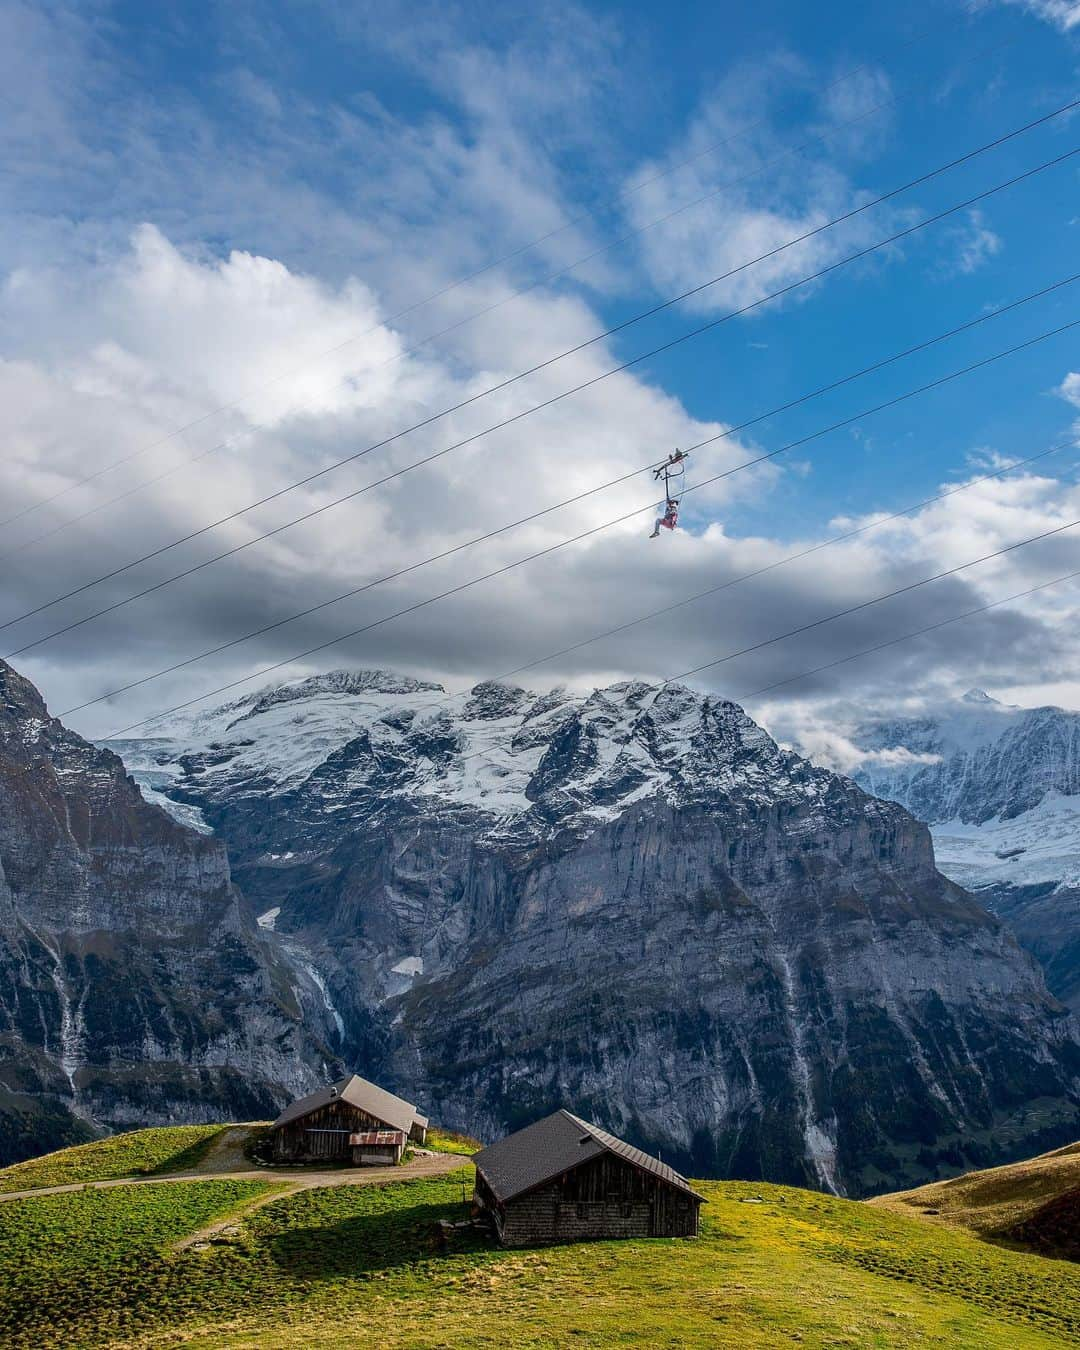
473,1109,705,1202
271,1073,424,1135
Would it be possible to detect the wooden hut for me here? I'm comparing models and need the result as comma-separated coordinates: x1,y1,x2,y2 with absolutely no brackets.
269,1074,428,1166
472,1109,704,1246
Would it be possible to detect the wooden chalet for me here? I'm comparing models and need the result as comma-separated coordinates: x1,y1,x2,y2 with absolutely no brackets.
472,1109,704,1247
269,1073,428,1166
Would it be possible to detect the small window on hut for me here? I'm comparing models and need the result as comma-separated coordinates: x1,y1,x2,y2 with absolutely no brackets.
620,1203,633,1218
576,1203,587,1219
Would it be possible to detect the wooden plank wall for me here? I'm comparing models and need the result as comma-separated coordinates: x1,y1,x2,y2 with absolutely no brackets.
480,1153,700,1246
272,1101,392,1162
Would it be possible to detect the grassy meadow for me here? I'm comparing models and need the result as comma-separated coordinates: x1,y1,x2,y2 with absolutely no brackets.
0,1126,1078,1349
423,1126,481,1156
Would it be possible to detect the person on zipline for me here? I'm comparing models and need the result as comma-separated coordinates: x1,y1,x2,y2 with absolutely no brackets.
650,498,679,537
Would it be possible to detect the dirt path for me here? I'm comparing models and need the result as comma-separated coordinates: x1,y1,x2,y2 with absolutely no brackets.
0,1150,466,1206
193,1126,259,1174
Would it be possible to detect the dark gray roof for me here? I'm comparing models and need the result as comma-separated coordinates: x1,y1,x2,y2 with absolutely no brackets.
473,1109,705,1203
271,1073,423,1135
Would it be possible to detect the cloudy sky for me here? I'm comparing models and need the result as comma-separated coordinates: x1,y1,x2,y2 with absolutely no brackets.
1,0,1079,761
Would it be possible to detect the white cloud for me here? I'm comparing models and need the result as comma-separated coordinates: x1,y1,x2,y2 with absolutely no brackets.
620,58,903,314
1056,373,1080,440
1058,372,1080,408
949,209,1003,276
782,727,943,775
998,0,1080,32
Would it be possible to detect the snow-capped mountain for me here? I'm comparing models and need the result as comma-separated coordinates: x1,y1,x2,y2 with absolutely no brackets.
115,668,795,842
849,690,1080,1011
106,668,1080,1196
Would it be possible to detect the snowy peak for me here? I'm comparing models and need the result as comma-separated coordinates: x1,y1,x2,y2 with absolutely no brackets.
233,669,444,722
462,680,530,721
851,693,1080,827
110,668,849,842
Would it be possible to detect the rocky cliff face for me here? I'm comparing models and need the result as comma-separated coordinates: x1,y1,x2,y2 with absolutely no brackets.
0,660,337,1165
850,690,1080,1013
111,670,1080,1196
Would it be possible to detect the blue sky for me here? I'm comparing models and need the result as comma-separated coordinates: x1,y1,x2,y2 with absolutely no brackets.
1,0,1078,748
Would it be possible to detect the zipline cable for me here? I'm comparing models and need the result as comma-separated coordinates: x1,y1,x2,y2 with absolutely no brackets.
664,516,1080,685
5,128,1078,640
48,274,1080,714
735,566,1080,704
487,438,1080,688
95,316,1080,736
1,0,999,532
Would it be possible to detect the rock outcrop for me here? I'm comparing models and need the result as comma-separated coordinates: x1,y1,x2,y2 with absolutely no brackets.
0,659,337,1165
111,670,1080,1195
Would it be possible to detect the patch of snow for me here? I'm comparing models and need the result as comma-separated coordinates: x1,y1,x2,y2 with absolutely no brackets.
385,953,427,998
256,907,281,931
139,784,213,834
932,791,1080,891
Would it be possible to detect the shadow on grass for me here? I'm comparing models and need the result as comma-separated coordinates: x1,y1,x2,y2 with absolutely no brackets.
266,1198,488,1281
145,1129,229,1177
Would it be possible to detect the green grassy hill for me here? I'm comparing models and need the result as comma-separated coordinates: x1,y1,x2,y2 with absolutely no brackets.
871,1140,1080,1261
1,1128,1079,1348
0,1124,237,1192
